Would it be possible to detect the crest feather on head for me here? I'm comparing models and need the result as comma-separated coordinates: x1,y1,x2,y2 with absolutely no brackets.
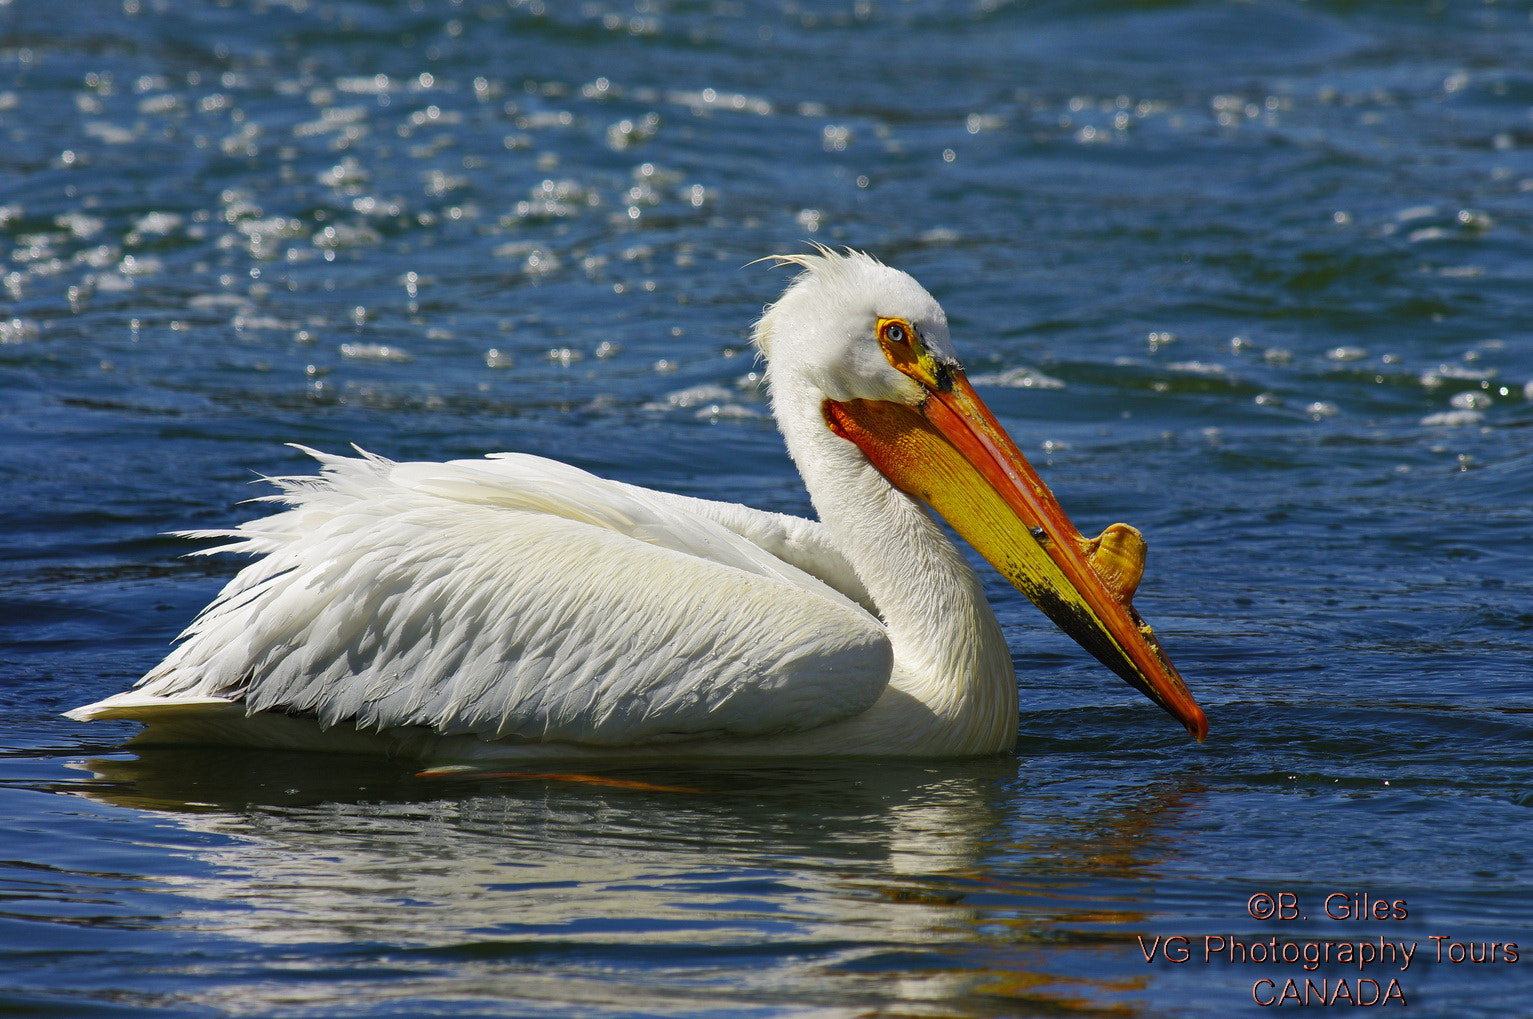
750,245,890,359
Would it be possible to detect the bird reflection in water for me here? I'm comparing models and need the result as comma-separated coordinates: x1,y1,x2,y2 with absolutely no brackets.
63,748,1204,1017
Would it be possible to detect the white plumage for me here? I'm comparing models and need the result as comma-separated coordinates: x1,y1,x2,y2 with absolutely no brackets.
139,449,892,744
69,248,1205,759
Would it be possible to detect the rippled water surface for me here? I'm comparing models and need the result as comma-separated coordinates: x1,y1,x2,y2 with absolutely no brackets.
3,1,1532,1015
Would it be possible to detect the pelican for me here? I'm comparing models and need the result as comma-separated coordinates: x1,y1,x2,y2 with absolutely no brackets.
69,249,1206,759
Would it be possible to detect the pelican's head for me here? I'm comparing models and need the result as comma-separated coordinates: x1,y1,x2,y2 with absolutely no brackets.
753,248,955,406
754,247,1207,742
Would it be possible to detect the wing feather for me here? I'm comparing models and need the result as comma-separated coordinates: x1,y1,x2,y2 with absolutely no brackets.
112,449,892,745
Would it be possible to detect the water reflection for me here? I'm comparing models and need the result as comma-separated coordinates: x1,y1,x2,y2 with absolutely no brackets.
59,749,1204,1016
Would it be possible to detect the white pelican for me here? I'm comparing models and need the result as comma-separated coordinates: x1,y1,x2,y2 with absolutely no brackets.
69,248,1206,759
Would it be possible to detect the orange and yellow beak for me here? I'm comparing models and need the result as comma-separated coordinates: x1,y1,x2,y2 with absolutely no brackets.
823,319,1207,742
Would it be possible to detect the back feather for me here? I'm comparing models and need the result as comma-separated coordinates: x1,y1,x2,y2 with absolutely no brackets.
97,448,892,746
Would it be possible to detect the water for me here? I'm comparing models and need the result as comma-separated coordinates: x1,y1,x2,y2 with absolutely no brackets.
3,0,1532,1014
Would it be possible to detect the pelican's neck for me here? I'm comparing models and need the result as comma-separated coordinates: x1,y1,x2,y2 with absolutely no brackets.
772,379,1018,754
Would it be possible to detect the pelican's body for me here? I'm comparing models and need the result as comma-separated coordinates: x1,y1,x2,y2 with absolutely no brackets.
70,250,1205,759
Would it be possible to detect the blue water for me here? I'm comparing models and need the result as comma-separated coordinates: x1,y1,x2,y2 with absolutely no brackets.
3,0,1532,1014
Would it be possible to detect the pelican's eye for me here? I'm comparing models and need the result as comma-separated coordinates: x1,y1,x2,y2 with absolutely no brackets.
879,319,911,345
